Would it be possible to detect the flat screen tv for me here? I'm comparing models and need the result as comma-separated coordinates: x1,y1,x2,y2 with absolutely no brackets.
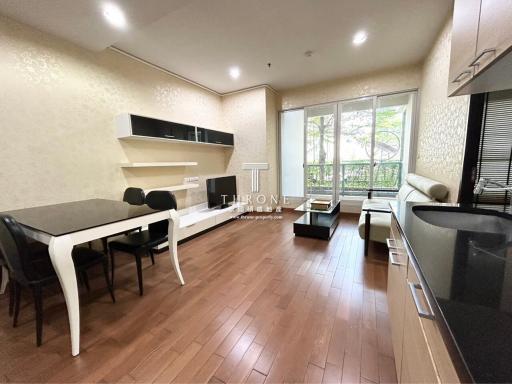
206,176,237,209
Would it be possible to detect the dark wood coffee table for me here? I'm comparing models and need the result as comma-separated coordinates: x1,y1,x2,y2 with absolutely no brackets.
293,200,340,240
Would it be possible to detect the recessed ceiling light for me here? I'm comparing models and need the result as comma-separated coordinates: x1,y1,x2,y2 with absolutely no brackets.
229,66,240,79
102,3,127,29
352,30,368,46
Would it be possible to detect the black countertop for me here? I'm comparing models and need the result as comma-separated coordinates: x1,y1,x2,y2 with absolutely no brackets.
392,201,512,383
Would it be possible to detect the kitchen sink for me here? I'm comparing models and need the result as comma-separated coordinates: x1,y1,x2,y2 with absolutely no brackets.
412,205,512,234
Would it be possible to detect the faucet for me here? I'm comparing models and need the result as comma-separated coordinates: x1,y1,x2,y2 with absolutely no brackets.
473,178,512,212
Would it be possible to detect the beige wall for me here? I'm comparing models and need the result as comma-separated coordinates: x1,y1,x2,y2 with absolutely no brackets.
280,64,422,110
222,87,279,207
416,18,470,202
0,15,277,212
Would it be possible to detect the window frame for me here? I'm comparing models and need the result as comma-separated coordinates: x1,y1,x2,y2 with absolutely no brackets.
278,89,419,201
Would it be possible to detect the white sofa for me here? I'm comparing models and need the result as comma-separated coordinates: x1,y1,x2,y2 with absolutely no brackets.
358,173,448,254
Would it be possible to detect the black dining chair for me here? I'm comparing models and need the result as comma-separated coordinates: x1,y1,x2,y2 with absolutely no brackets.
98,187,146,253
108,191,177,296
123,187,146,206
0,214,115,346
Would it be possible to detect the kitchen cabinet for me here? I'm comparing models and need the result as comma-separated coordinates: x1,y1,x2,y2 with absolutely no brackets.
400,262,439,384
387,214,460,383
386,216,409,380
473,0,512,74
448,0,480,95
449,0,512,96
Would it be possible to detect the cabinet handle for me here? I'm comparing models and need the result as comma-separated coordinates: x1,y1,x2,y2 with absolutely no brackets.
408,282,435,320
389,250,405,266
386,238,398,249
165,135,175,138
452,70,472,83
469,48,496,67
185,223,196,228
215,141,222,144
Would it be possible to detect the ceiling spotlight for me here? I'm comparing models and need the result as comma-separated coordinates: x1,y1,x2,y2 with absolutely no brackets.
352,30,368,46
102,3,127,29
229,66,240,79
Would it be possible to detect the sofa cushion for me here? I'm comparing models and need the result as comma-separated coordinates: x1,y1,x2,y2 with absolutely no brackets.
358,212,391,243
362,198,392,211
405,174,448,201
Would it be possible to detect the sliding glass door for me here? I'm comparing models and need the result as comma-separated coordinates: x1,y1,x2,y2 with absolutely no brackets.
338,91,416,197
305,104,336,200
373,92,416,195
338,97,374,196
279,90,417,201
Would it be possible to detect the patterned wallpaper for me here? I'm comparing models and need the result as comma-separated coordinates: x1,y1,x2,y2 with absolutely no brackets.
216,87,280,208
415,19,470,202
280,64,422,110
0,15,228,211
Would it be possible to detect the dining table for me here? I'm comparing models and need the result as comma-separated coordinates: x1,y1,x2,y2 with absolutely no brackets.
2,198,185,356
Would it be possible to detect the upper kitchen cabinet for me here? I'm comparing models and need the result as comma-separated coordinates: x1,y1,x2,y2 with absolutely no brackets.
449,0,512,96
448,0,480,95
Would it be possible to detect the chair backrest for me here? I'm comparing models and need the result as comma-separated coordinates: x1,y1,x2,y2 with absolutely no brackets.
145,191,177,235
0,214,33,285
123,187,145,206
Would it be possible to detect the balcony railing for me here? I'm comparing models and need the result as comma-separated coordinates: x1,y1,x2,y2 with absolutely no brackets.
306,160,402,196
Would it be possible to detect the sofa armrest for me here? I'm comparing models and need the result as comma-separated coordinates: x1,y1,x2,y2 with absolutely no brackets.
367,188,399,199
361,207,392,213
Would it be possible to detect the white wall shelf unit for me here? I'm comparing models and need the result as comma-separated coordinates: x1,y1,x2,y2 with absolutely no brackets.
120,162,198,168
143,184,199,193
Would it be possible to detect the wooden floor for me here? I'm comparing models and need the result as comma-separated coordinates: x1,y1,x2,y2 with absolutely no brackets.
0,211,396,384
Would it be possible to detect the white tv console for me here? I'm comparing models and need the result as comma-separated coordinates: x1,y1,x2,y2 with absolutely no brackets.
152,202,246,250
178,202,246,241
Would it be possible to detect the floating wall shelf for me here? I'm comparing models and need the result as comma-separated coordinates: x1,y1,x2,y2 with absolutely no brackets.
144,184,199,193
120,162,198,168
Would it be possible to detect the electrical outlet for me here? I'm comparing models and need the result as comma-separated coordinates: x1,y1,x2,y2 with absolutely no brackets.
184,176,199,183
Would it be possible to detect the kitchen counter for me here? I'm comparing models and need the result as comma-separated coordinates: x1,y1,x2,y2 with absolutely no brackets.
391,201,512,383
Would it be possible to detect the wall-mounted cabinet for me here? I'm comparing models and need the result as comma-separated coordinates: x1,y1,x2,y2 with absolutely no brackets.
197,127,234,146
116,114,234,147
449,0,512,96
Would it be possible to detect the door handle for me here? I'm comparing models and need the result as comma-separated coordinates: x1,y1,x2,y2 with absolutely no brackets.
389,250,405,266
469,48,496,67
452,70,471,83
386,238,399,249
408,282,435,320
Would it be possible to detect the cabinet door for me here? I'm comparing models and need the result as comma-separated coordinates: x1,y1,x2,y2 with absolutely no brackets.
473,0,512,73
448,0,480,95
198,128,234,146
131,115,169,138
400,263,439,384
167,122,196,141
387,216,408,380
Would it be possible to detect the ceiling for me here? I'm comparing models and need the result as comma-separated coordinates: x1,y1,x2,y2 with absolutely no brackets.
0,0,453,94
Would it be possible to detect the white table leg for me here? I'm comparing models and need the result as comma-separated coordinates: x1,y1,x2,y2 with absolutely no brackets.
169,209,185,285
48,235,80,356
0,266,9,294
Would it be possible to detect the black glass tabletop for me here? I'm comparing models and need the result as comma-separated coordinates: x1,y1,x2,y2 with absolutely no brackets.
2,199,163,236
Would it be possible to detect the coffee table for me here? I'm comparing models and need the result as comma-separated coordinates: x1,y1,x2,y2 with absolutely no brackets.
293,200,340,240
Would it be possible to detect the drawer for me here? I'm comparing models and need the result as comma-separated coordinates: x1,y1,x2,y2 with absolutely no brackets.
179,217,216,240
215,210,236,225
